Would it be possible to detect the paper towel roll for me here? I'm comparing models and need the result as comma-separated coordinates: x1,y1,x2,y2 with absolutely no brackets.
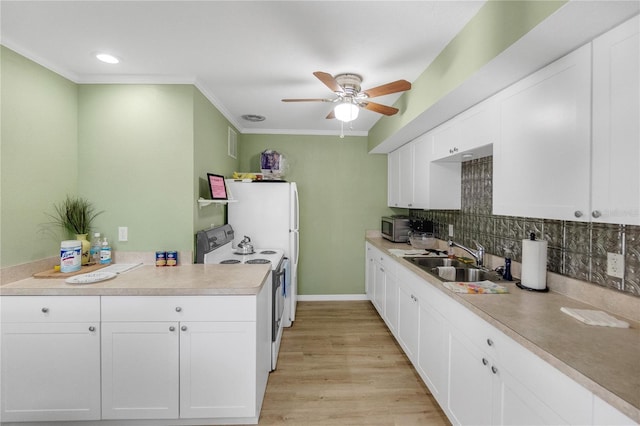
521,238,548,290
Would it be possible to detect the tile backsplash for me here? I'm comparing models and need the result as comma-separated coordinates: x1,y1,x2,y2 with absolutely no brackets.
411,156,640,297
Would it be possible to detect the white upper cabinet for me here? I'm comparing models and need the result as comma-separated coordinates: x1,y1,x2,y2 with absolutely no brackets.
431,97,498,162
591,15,640,225
388,134,461,209
494,16,640,224
387,149,400,207
493,44,592,220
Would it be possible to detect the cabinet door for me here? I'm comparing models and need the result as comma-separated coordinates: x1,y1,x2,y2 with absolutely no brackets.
365,244,376,300
373,260,386,316
494,44,591,221
592,15,640,225
398,142,415,207
1,322,101,422
384,272,398,334
417,301,448,403
432,120,460,160
180,321,256,418
397,282,419,361
447,325,493,425
412,135,431,209
495,369,566,426
387,149,400,207
101,322,179,420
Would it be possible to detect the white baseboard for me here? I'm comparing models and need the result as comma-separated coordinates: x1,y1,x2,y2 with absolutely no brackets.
297,294,369,302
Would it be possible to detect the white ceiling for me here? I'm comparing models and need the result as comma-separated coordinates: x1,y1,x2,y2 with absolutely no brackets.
2,1,639,140
0,1,486,135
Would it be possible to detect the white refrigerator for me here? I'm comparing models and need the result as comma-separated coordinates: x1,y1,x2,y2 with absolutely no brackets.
226,180,299,326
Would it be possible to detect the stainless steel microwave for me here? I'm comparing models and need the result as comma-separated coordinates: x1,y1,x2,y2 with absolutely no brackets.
381,216,410,242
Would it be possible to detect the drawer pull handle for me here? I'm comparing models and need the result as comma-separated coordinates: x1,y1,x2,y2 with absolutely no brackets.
88,326,96,332
175,307,182,312
169,326,176,332
487,338,493,347
181,326,188,331
482,358,488,366
41,307,49,313
491,366,498,374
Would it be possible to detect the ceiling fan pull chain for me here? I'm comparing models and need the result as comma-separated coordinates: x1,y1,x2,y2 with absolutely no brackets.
340,121,345,139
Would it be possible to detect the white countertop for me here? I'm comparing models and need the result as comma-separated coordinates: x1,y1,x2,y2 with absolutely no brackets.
0,264,272,296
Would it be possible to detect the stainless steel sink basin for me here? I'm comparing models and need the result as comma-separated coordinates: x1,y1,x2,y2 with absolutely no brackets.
451,268,499,282
404,257,503,282
404,257,469,269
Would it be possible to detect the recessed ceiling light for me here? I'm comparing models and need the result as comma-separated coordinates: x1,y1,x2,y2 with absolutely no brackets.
96,53,120,64
242,114,266,122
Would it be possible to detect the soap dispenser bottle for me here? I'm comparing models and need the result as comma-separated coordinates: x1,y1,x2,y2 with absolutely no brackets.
503,249,513,281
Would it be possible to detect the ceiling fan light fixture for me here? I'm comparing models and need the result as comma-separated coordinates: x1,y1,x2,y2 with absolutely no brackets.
334,101,359,123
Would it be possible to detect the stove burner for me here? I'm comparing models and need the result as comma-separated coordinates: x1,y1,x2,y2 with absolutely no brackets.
246,259,271,264
220,259,241,264
260,250,277,255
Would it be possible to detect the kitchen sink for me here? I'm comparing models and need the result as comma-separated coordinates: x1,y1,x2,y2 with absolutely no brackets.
404,256,503,282
404,257,469,269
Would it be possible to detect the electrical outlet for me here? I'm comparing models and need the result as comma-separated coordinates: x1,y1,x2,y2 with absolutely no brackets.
607,252,624,279
118,226,128,242
449,224,454,237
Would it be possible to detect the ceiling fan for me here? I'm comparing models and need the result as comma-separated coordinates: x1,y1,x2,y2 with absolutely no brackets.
282,71,411,122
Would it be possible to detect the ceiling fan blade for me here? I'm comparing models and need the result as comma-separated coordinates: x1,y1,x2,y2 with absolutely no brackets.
326,110,336,120
282,98,332,102
313,71,343,93
362,101,399,116
363,80,411,98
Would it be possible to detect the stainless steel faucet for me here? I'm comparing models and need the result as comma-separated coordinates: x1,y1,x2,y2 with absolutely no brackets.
448,239,485,267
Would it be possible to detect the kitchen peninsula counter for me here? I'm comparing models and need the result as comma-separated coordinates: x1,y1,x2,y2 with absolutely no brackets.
0,264,272,296
366,234,640,422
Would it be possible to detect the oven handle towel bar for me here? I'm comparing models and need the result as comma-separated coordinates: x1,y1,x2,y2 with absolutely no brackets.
282,258,290,297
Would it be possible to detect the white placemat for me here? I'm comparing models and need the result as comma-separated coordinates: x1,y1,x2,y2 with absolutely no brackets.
560,307,630,328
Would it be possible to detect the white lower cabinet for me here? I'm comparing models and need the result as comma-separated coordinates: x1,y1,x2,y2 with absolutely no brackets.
416,299,447,403
383,272,398,334
101,292,268,422
397,280,419,361
102,320,257,420
101,322,180,419
447,323,566,426
367,245,633,426
0,296,101,422
179,321,256,418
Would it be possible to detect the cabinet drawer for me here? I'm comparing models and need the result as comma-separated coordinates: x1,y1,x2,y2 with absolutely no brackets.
0,296,100,323
101,296,256,322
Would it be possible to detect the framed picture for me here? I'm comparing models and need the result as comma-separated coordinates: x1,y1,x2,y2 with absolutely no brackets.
207,173,228,200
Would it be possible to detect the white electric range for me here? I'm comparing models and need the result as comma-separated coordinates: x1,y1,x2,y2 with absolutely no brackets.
195,224,286,371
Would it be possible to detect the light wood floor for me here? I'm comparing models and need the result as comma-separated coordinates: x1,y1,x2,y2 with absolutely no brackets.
256,301,450,425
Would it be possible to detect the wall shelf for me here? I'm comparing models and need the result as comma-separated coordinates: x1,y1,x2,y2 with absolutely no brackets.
197,197,237,208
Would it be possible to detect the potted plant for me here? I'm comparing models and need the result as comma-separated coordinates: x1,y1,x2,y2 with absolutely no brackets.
48,195,104,265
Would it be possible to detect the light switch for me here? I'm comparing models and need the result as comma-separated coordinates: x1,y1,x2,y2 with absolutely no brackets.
118,227,128,242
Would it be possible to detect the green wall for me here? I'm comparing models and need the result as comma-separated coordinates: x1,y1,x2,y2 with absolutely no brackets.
1,46,78,267
238,134,396,295
368,0,567,151
193,89,239,234
77,84,195,253
1,47,239,268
